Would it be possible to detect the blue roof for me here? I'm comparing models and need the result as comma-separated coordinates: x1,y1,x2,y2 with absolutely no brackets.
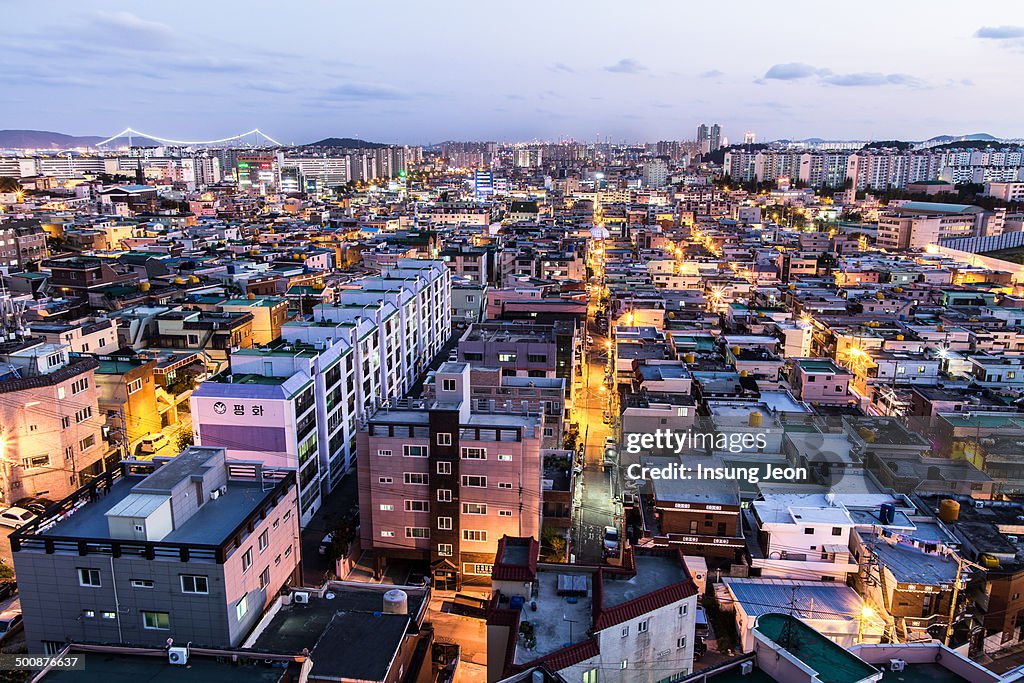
724,578,866,621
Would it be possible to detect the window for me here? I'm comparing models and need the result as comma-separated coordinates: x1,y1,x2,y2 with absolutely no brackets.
79,434,95,451
74,406,92,423
378,476,393,484
804,528,814,535
528,354,547,363
406,527,430,538
60,416,71,429
498,482,513,489
461,475,487,488
497,454,512,461
832,527,843,536
499,510,513,517
64,446,74,460
235,597,248,622
437,461,451,475
464,352,483,362
497,353,517,362
46,353,62,368
258,529,269,553
131,579,154,589
463,503,487,515
403,445,428,458
437,489,452,502
381,530,395,537
78,568,101,587
438,543,453,557
620,660,628,670
464,563,493,575
378,449,393,457
461,447,486,460
463,530,487,542
127,379,143,395
380,504,394,511
637,620,649,633
621,626,629,638
679,604,688,616
436,433,452,446
22,454,50,470
82,609,95,618
583,669,598,683
143,611,170,630
405,500,429,512
181,575,209,594
70,377,89,395
678,636,687,649
438,517,453,530
101,611,115,620
442,379,456,391
241,547,253,572
260,567,271,590
284,544,292,556
404,473,428,485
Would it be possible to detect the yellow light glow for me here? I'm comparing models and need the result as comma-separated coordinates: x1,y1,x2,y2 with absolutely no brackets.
861,606,875,619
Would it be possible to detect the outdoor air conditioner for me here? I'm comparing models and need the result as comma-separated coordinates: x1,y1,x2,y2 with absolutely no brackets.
890,659,906,672
168,647,189,666
210,490,220,500
741,662,754,676
293,592,310,604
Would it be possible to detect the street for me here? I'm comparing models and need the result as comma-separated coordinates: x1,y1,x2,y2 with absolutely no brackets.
570,295,620,564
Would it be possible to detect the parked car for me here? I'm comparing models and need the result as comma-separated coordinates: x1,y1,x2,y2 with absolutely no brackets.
603,526,620,556
0,581,16,603
0,507,35,529
318,532,335,555
139,432,170,454
14,497,54,516
0,599,22,642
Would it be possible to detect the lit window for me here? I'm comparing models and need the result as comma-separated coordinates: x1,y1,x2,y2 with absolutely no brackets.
235,597,248,621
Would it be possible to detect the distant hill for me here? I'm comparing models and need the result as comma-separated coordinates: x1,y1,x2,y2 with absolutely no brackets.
925,133,999,144
0,129,105,149
305,137,389,149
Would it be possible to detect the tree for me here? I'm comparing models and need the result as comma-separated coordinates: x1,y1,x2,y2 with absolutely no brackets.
175,430,194,452
541,526,567,562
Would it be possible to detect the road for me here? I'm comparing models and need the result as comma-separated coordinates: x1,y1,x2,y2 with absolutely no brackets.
570,298,619,564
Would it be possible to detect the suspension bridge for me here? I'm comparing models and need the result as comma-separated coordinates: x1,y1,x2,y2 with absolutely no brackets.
95,127,283,149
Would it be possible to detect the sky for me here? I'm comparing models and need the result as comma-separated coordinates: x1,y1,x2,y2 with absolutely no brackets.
3,0,1024,144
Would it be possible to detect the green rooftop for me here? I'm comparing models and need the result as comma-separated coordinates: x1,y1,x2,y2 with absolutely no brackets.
755,614,879,683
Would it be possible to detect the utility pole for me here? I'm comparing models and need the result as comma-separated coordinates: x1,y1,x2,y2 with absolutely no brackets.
944,553,983,647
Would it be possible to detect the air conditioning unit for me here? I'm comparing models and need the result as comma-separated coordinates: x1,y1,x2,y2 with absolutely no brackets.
741,661,754,676
210,490,220,500
890,659,906,672
168,646,189,666
293,591,310,604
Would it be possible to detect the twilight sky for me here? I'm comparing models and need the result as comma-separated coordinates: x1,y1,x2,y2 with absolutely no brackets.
3,0,1024,144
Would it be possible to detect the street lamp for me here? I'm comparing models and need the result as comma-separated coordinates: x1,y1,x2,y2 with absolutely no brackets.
857,605,875,643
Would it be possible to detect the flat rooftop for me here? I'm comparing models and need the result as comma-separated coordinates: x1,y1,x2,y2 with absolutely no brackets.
515,570,592,664
871,541,958,585
602,555,687,608
38,475,271,545
41,654,290,683
756,613,879,683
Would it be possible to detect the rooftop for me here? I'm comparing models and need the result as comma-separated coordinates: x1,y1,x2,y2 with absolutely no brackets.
40,653,290,683
755,613,879,683
870,541,958,585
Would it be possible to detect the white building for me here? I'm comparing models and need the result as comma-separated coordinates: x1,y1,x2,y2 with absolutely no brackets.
749,493,859,580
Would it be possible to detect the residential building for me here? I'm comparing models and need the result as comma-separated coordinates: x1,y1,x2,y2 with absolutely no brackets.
356,362,543,589
488,539,699,683
10,447,301,653
0,336,104,504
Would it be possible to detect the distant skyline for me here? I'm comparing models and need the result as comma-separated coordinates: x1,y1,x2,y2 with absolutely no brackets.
4,0,1024,144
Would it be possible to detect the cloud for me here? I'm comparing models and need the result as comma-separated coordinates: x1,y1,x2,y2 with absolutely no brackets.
763,62,825,80
976,25,1024,39
762,62,923,88
321,82,409,102
242,80,296,94
821,72,921,87
89,11,174,48
604,58,647,74
701,69,724,78
550,62,575,74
